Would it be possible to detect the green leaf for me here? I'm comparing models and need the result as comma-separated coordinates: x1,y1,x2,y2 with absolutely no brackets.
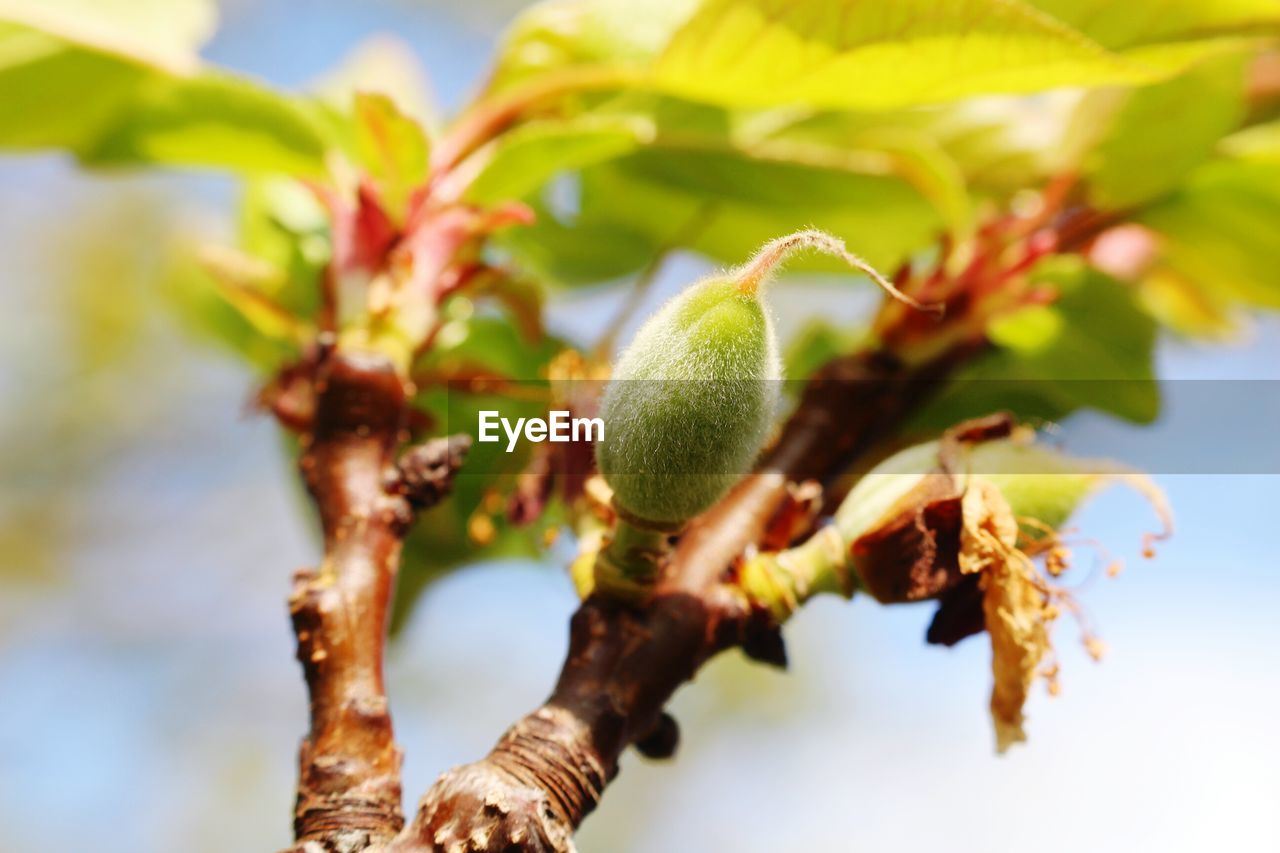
0,0,213,73
505,148,942,286
1026,0,1280,52
772,96,1072,200
1088,141,1280,338
836,436,1117,541
1219,119,1280,163
164,247,301,371
490,0,1278,119
776,123,974,244
654,0,1190,111
489,0,699,91
477,92,969,281
0,16,334,175
416,311,564,381
194,247,311,347
783,320,864,383
466,114,650,205
1139,158,1280,310
589,146,941,269
238,176,331,290
0,22,150,150
997,263,1159,422
468,272,547,342
1072,54,1247,208
353,91,430,220
1131,264,1239,339
496,194,659,285
483,93,958,284
81,72,333,175
914,261,1159,427
167,177,330,370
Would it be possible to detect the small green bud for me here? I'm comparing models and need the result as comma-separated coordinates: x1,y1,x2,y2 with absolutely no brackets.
598,229,932,528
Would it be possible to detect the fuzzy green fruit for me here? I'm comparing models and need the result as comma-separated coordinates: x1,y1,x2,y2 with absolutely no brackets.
596,229,933,530
597,275,781,526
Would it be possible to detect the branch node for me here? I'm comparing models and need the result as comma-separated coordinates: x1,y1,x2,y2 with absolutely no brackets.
633,712,680,760
740,611,789,669
392,434,472,510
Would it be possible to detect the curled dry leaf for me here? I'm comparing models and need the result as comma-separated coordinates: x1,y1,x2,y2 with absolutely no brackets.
842,416,1172,751
959,480,1048,753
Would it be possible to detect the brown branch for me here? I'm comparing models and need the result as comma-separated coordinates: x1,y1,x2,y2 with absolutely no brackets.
287,350,468,852
390,348,963,852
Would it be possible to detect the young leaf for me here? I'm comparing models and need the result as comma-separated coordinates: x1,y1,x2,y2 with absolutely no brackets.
0,0,213,73
0,21,150,151
783,320,865,386
193,246,311,349
164,247,301,371
770,96,1072,199
464,115,650,205
1219,119,1280,163
913,261,1159,427
237,176,331,296
985,264,1160,422
81,72,334,175
0,16,335,175
1138,159,1280,311
654,0,1188,111
481,95,968,280
507,143,943,286
353,91,430,221
1026,0,1280,54
488,0,699,91
1071,54,1247,208
495,194,658,285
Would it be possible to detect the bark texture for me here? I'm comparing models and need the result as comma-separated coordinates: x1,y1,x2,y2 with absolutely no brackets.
289,350,466,851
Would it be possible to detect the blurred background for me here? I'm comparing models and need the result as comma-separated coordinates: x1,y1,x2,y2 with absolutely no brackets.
1,2,1278,851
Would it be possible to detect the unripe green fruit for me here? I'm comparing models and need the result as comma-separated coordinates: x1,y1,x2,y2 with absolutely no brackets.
597,275,781,526
596,229,934,530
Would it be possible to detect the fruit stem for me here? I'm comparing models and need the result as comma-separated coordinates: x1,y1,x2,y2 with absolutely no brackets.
737,526,854,622
733,229,944,316
593,517,672,602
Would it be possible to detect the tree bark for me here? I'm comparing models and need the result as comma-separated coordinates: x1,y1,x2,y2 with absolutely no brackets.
288,350,467,852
